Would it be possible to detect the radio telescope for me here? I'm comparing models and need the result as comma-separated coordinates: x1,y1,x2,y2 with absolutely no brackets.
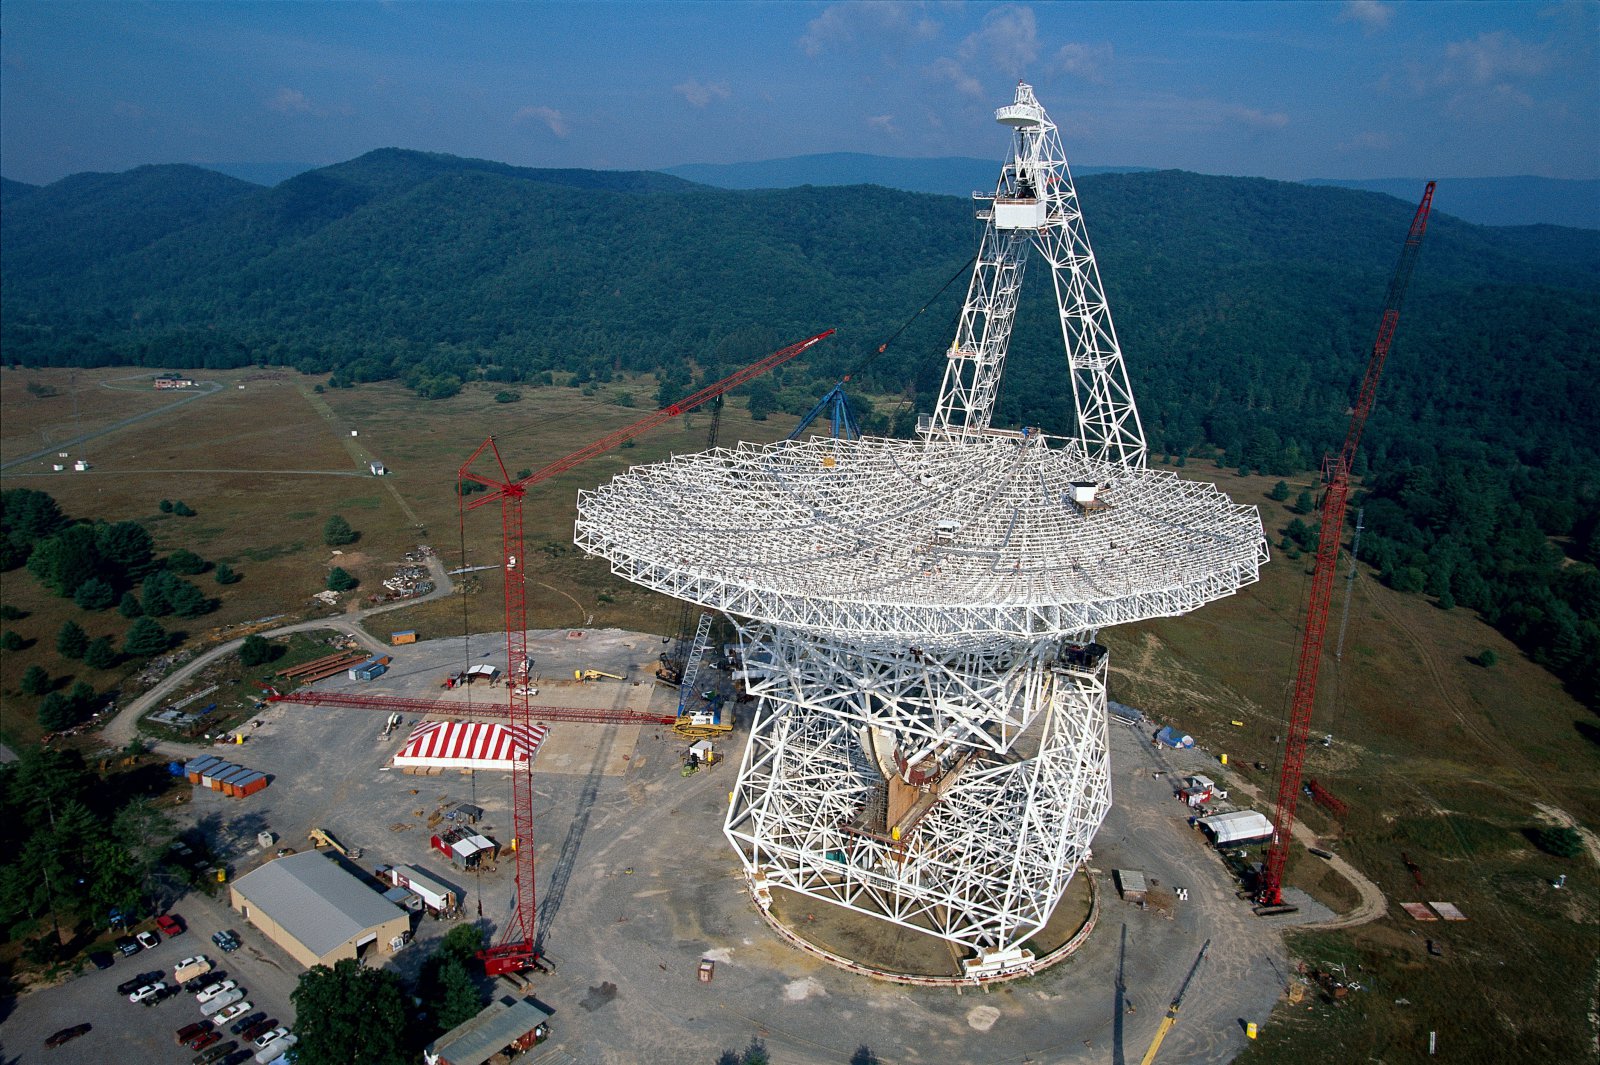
575,83,1267,979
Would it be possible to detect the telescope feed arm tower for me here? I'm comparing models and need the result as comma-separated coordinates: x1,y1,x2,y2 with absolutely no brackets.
931,83,1146,467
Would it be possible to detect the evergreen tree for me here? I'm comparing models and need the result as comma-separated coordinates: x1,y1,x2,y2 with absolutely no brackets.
20,664,50,695
169,580,211,618
56,619,88,659
73,576,115,611
142,570,176,616
123,617,170,658
326,567,358,592
158,499,174,513
83,636,117,670
1293,489,1315,515
26,525,102,597
118,590,143,618
434,956,484,1031
94,520,156,581
38,691,77,731
214,562,240,585
323,515,357,546
1269,480,1290,502
238,635,276,668
0,629,23,652
166,549,207,575
172,501,196,517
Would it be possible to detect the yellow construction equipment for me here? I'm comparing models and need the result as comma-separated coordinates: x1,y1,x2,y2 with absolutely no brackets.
307,827,362,859
672,712,733,740
1139,940,1209,1065
574,669,624,681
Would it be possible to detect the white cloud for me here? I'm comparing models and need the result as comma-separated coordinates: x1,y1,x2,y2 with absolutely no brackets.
1228,106,1290,131
1054,42,1112,85
1339,1,1394,32
960,5,1039,79
514,105,569,138
267,87,315,115
866,113,897,134
926,56,984,99
1444,31,1554,86
674,79,731,108
800,1,938,59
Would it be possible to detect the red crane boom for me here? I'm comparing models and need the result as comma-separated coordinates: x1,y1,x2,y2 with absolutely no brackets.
265,689,676,727
1259,184,1433,907
458,329,834,974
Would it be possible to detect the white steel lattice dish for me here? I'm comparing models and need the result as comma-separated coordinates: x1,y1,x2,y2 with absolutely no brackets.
575,433,1265,652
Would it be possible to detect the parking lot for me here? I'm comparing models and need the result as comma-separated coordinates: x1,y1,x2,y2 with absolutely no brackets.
6,626,1302,1064
2,893,298,1065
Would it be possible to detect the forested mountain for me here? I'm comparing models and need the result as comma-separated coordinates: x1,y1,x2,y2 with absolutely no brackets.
3,150,1597,701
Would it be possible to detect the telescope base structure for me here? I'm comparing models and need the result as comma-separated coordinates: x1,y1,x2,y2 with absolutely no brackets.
723,627,1112,978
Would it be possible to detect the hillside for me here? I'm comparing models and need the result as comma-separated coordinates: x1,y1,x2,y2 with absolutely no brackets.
663,151,1151,196
2,150,1597,700
1306,175,1600,230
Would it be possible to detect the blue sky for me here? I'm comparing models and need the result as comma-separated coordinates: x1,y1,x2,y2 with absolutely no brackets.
2,1,1595,186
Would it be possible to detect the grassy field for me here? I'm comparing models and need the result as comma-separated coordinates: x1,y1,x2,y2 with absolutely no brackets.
2,368,1595,1061
1120,460,1600,1065
0,364,817,749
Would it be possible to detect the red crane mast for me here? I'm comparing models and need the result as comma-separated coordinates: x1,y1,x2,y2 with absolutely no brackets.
457,329,833,974
1259,184,1433,907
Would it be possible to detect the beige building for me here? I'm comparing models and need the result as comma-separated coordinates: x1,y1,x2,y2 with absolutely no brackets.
229,850,410,968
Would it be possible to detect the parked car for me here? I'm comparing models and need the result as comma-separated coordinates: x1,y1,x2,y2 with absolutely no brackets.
252,1026,288,1050
155,914,185,936
222,1050,255,1065
117,971,163,995
149,984,183,1005
135,930,160,950
229,1012,266,1036
88,951,115,970
186,972,223,993
196,979,237,1004
213,1001,253,1026
239,1019,276,1042
211,929,241,952
115,936,141,957
187,1030,221,1052
44,1023,92,1048
193,1040,238,1065
127,980,168,1004
176,1022,210,1045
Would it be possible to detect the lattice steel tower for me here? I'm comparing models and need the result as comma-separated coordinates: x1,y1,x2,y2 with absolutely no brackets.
575,83,1267,978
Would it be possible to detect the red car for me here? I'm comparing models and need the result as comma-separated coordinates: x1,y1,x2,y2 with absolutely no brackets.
155,914,185,936
176,1022,209,1045
187,1030,221,1052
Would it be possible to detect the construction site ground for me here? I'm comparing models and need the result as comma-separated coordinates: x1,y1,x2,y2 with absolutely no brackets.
136,628,1337,1065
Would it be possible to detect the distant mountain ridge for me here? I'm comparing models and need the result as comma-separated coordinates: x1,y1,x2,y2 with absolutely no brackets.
1305,176,1599,230
664,152,1152,198
663,153,1598,230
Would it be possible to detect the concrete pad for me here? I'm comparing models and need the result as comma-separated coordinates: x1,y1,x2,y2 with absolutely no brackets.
535,722,643,776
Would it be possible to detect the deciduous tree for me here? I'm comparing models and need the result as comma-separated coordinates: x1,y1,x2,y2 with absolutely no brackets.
291,958,409,1065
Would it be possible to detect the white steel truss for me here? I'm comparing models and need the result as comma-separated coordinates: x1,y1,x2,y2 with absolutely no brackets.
932,82,1147,468
572,84,1266,972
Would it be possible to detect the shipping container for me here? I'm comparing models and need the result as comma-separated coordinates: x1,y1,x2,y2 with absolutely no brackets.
186,755,222,784
233,772,269,797
390,630,418,645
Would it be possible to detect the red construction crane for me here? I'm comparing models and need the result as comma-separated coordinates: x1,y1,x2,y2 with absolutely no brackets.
455,329,833,974
1258,184,1433,908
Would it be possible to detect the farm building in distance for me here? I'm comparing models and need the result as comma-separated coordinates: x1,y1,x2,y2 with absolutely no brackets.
229,850,409,968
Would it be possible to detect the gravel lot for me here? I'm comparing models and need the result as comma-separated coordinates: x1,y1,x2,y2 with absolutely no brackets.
5,628,1300,1065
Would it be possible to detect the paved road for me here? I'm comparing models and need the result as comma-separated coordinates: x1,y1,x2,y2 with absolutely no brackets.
1,376,223,471
102,554,454,749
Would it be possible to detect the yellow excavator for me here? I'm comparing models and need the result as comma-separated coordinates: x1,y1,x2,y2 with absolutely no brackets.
574,669,624,681
308,827,362,860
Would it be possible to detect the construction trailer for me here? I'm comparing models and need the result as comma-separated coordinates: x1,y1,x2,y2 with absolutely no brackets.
384,864,460,915
1196,810,1275,847
390,630,419,645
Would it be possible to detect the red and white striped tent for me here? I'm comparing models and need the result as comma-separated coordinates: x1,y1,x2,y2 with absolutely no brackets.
392,720,550,771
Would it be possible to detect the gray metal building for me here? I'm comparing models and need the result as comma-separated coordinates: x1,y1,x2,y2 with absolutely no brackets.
229,850,410,968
